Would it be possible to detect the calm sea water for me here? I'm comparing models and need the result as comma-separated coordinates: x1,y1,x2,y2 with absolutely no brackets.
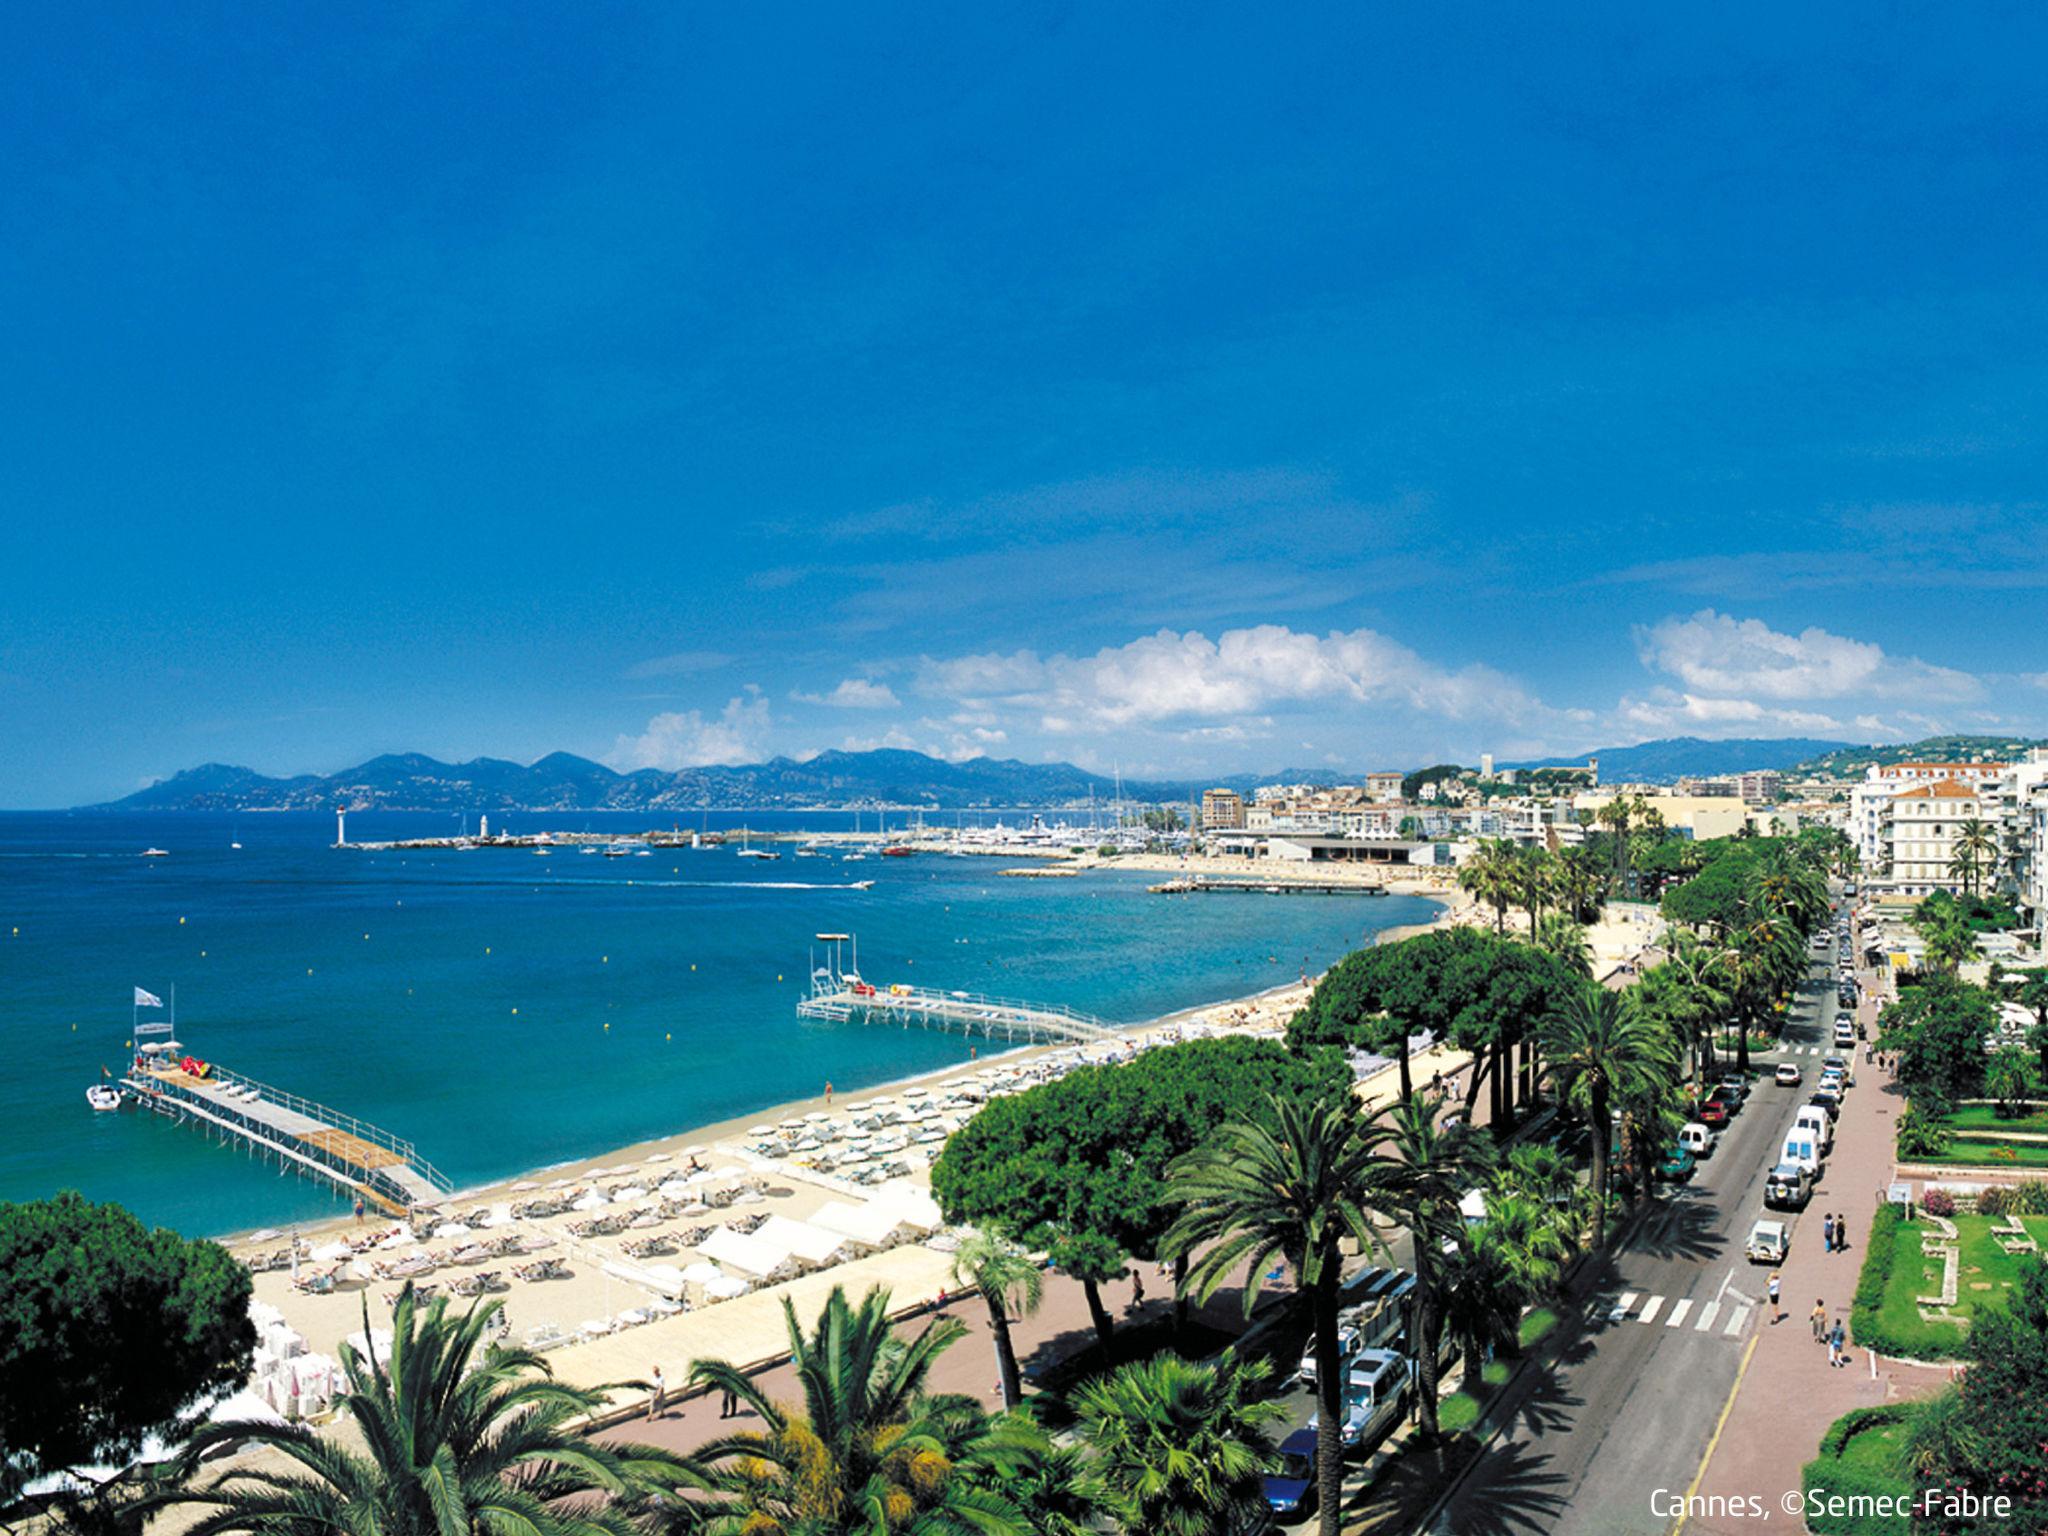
0,810,1440,1236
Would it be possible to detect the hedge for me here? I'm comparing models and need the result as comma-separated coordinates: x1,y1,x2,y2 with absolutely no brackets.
1848,1203,1904,1354
1801,1404,1918,1536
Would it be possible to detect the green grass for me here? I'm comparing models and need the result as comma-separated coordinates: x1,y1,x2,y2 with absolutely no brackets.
1801,1406,1918,1536
1945,1103,2048,1134
1855,1210,2048,1359
1909,1140,2048,1168
1434,1311,1556,1438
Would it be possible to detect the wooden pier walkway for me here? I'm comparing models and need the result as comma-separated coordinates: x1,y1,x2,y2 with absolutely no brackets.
1148,877,1390,896
797,984,1116,1045
122,1061,451,1215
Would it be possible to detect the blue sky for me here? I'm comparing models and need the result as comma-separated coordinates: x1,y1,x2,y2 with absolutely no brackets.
4,4,2047,805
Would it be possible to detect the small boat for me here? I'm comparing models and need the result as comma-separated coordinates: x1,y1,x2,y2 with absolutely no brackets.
533,847,551,857
141,848,169,858
851,879,875,890
841,853,866,863
230,841,242,850
87,1084,123,1112
634,848,652,857
580,846,600,855
881,846,914,858
735,829,779,861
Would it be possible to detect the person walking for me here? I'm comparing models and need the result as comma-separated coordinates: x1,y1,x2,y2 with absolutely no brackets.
719,1384,739,1419
1829,1318,1846,1368
1768,1271,1782,1323
1132,1268,1145,1307
1834,1214,1849,1254
1822,1212,1835,1253
1811,1299,1827,1342
648,1364,665,1421
353,1195,365,1225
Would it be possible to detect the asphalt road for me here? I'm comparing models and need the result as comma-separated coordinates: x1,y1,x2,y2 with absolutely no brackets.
1422,941,1847,1536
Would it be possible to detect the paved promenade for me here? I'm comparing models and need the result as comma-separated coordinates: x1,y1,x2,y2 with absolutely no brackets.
1682,955,1950,1535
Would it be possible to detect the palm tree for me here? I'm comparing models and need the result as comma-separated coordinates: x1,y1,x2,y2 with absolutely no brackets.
1457,839,1519,933
950,1230,1043,1411
1373,1095,1497,1443
1634,930,1732,1097
156,1286,685,1536
1439,1194,1569,1374
1535,912,1592,977
1612,1049,1687,1211
1540,985,1673,1249
1953,818,1998,897
1069,1354,1283,1536
681,1284,1030,1535
968,1435,1104,1536
1555,842,1608,921
1163,1089,1399,1536
1515,846,1554,939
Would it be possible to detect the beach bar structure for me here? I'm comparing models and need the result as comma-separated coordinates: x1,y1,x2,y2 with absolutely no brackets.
122,1044,450,1216
797,932,1116,1045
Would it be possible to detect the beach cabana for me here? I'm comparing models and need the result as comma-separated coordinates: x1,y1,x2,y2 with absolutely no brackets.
697,1226,788,1277
754,1215,851,1267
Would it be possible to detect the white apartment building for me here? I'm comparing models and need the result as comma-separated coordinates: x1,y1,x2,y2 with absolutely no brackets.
1880,779,1985,897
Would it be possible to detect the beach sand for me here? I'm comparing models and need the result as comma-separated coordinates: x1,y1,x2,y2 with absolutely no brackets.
239,895,1463,1403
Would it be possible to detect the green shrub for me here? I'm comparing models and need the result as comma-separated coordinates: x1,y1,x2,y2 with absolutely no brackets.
1975,1185,2014,1218
1897,1106,1952,1159
1850,1204,1904,1352
1922,1187,1956,1217
2014,1179,2048,1216
1802,1405,1918,1536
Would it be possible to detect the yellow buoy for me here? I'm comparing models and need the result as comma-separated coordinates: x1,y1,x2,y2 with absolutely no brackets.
364,933,370,940
603,956,609,963
486,947,492,955
665,1032,671,1041
512,1007,519,1015
307,968,314,975
777,974,783,982
179,916,186,925
691,963,696,972
201,950,207,957
603,1021,609,1031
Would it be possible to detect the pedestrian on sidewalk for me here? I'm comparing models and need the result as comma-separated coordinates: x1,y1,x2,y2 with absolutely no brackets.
1131,1269,1145,1307
1811,1299,1827,1342
1835,1214,1850,1254
648,1365,665,1421
1823,1213,1835,1252
719,1384,739,1419
1768,1271,1782,1322
1829,1318,1846,1367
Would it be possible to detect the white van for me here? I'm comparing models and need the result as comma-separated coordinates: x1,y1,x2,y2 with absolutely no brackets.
1679,1122,1717,1158
1781,1128,1824,1176
1794,1105,1834,1155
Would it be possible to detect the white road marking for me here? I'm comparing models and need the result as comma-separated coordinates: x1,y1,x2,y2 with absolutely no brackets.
1725,1304,1752,1335
1637,1295,1664,1325
1694,1301,1720,1332
1609,1291,1638,1321
1666,1298,1694,1328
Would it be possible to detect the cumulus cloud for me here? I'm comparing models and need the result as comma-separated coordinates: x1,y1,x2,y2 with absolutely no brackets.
607,692,773,770
791,678,901,709
1615,688,1848,736
917,625,1543,732
1634,611,1981,703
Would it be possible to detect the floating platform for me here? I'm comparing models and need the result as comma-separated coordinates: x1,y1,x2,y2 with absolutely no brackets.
1148,878,1390,896
122,1060,451,1216
798,983,1114,1045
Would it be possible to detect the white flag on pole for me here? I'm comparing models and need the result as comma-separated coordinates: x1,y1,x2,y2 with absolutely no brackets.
134,987,164,1008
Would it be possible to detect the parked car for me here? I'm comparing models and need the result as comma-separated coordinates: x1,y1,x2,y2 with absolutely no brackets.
1658,1145,1697,1183
1262,1427,1319,1521
1747,1218,1791,1263
1811,1084,1843,1113
1765,1162,1813,1209
1696,1098,1730,1128
1298,1322,1362,1387
1309,1349,1415,1453
1716,1075,1750,1103
1706,1085,1742,1118
1775,1062,1803,1086
1679,1121,1717,1157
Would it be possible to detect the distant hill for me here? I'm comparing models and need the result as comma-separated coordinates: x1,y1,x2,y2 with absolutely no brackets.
1791,734,2048,780
93,748,1333,812
1511,736,1859,784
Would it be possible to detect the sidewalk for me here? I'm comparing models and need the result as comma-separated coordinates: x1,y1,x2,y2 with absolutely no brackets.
1682,968,1950,1535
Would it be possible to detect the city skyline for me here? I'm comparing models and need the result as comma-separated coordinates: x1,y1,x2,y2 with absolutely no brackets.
6,8,2048,805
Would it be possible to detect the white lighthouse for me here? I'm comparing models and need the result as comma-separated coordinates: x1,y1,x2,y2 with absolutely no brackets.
335,808,347,848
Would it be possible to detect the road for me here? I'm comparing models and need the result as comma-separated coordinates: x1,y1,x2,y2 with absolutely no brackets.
1421,939,1845,1536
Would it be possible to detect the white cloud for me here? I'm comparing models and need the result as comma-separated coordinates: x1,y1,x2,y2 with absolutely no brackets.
791,677,901,709
607,693,774,770
919,625,1544,732
1615,688,1848,736
622,650,731,680
1634,610,1981,703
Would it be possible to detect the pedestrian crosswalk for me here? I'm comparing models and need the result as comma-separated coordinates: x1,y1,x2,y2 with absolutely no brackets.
1597,1290,1752,1339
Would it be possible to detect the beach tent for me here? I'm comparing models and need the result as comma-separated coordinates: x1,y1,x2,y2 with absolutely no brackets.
704,1274,750,1300
812,1200,911,1249
698,1226,790,1277
868,1188,943,1233
754,1215,850,1266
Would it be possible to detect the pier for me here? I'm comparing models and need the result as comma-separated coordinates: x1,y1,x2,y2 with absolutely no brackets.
121,1051,451,1216
796,933,1115,1045
1148,877,1390,896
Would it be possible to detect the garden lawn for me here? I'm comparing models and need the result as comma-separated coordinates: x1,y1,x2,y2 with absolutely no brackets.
1911,1141,2048,1169
1801,1406,1917,1536
1943,1103,2048,1135
1862,1213,2048,1360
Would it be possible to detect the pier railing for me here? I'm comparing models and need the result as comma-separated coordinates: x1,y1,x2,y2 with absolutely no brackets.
185,1063,454,1195
798,982,1116,1045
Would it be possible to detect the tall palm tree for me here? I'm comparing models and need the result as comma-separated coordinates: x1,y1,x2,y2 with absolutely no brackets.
950,1230,1043,1411
681,1285,1031,1535
1515,846,1554,939
1535,912,1592,977
1438,1194,1569,1374
1555,842,1608,921
1068,1354,1283,1536
155,1286,685,1536
1540,985,1673,1249
1953,818,1998,898
1163,1089,1399,1536
1373,1095,1497,1443
1457,839,1519,933
1635,930,1731,1096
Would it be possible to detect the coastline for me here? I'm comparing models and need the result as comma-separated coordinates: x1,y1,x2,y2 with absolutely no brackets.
218,906,1449,1252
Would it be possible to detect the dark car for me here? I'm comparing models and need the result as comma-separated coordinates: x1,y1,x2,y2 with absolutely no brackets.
1263,1427,1319,1520
1706,1085,1742,1117
1807,1090,1842,1120
1715,1075,1750,1103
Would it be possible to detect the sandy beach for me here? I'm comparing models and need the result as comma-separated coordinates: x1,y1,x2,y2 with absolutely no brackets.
234,887,1465,1414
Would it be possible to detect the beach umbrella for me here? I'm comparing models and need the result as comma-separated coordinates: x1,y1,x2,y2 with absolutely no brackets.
615,1185,648,1200
657,1179,690,1197
681,1143,707,1155
546,1177,573,1189
682,1261,722,1284
804,1111,830,1122
644,1152,671,1163
510,1180,539,1191
705,1275,749,1300
571,1192,608,1212
434,1222,472,1239
747,1125,774,1137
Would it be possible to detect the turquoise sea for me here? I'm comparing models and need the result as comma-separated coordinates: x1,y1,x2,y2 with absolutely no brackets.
0,811,1440,1237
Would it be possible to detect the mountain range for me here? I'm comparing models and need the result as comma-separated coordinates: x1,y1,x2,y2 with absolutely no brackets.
94,733,1945,812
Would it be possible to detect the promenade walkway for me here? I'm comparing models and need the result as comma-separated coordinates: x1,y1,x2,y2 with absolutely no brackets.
1682,955,1950,1535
